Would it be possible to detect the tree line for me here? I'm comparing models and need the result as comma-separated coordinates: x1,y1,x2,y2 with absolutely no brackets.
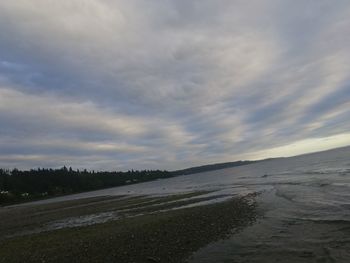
0,167,171,205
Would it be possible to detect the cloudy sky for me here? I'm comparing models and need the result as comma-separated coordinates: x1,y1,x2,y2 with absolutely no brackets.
0,0,350,170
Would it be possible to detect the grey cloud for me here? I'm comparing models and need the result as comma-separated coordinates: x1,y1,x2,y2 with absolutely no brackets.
0,0,349,170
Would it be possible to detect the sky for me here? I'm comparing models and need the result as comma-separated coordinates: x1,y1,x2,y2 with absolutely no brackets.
0,0,350,171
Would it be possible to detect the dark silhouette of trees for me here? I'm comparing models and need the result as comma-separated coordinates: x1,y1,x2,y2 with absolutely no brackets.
0,168,171,205
0,160,258,205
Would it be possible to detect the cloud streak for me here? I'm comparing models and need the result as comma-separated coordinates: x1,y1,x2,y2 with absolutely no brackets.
0,0,349,170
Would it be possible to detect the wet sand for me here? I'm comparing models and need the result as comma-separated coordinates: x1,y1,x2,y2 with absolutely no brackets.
0,192,258,263
2,148,350,262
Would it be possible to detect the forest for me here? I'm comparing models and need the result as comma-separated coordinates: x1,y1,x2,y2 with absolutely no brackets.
0,167,171,205
0,160,257,205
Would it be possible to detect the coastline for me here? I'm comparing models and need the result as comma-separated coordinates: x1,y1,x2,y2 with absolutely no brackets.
0,193,258,263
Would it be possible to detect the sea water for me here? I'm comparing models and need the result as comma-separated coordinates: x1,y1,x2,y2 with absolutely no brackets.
11,146,350,262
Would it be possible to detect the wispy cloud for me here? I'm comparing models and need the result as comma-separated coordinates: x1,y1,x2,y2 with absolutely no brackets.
0,0,349,170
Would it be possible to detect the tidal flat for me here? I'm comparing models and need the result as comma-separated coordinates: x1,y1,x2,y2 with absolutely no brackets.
0,192,258,263
2,147,349,262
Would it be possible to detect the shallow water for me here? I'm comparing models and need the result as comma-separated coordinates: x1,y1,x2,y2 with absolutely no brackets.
187,147,350,262
15,147,350,212
6,146,350,262
189,189,350,263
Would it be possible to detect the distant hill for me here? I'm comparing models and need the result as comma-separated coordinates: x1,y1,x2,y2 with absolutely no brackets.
171,160,257,176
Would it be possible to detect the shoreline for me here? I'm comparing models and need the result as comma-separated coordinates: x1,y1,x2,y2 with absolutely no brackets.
0,193,258,263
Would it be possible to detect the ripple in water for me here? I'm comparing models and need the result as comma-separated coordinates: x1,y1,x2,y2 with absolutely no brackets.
188,147,350,262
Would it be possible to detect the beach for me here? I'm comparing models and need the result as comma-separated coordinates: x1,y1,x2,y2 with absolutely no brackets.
0,193,257,263
1,147,349,262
